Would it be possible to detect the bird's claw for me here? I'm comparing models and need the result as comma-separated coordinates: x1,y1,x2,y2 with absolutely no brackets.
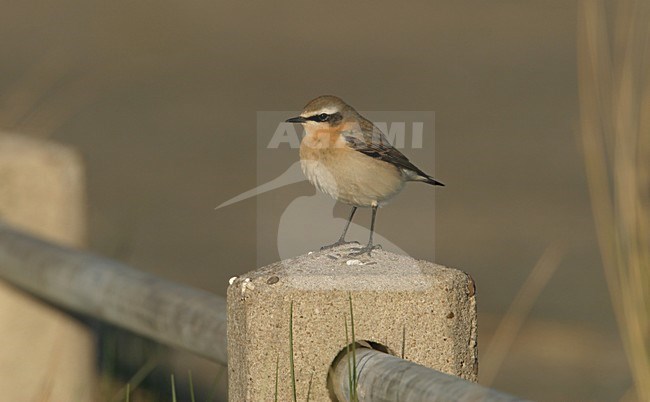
348,244,382,257
320,240,360,251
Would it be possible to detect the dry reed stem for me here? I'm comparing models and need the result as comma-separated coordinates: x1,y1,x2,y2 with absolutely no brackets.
577,1,650,400
480,243,565,386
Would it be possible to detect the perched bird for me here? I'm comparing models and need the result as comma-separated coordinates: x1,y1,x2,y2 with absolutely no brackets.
286,95,444,255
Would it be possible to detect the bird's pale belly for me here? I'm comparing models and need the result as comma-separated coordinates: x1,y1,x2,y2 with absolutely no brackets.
300,144,405,207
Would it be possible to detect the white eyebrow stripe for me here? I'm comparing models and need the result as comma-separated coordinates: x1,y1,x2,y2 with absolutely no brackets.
301,106,339,117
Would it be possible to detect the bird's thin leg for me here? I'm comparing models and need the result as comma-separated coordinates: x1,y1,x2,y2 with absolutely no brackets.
338,206,357,242
349,204,382,256
320,206,360,250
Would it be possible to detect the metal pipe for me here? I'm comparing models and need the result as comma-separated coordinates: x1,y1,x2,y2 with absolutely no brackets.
332,347,528,402
0,223,228,366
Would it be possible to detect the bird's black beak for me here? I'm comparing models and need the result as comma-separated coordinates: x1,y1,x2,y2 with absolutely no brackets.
286,116,307,123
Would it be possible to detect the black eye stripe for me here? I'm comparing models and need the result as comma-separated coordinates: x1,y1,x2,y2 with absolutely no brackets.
307,114,328,122
306,112,342,123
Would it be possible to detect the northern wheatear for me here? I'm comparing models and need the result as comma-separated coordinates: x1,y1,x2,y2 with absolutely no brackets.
286,95,444,256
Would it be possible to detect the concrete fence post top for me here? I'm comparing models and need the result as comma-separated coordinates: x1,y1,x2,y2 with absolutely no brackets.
227,247,477,401
230,248,475,292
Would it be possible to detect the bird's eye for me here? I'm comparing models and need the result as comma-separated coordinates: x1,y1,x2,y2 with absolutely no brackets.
318,113,329,122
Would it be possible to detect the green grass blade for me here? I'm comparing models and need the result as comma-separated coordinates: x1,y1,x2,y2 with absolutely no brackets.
111,355,159,402
306,370,314,402
348,293,358,402
401,325,406,359
188,370,196,402
290,300,297,402
274,354,279,402
206,365,225,402
171,374,177,402
345,315,352,400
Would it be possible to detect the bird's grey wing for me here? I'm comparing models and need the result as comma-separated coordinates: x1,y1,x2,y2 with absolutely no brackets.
341,119,431,179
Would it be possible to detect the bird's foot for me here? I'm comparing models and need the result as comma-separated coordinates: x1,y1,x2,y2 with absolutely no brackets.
348,243,382,257
320,240,360,251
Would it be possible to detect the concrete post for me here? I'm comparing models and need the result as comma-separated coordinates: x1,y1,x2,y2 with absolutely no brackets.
227,248,477,401
0,134,94,401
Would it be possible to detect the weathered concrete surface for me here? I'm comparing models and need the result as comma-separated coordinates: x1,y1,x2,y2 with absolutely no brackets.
228,246,477,401
0,134,94,401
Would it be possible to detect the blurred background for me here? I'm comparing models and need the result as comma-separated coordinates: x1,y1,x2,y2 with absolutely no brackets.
0,0,645,401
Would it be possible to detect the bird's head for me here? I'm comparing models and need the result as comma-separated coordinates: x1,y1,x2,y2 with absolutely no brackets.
285,95,356,128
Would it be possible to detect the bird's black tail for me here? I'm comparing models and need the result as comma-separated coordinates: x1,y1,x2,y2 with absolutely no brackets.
423,176,445,186
411,173,445,186
404,167,445,186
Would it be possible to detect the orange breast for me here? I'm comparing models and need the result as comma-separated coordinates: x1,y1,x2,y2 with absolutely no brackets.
299,124,347,162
